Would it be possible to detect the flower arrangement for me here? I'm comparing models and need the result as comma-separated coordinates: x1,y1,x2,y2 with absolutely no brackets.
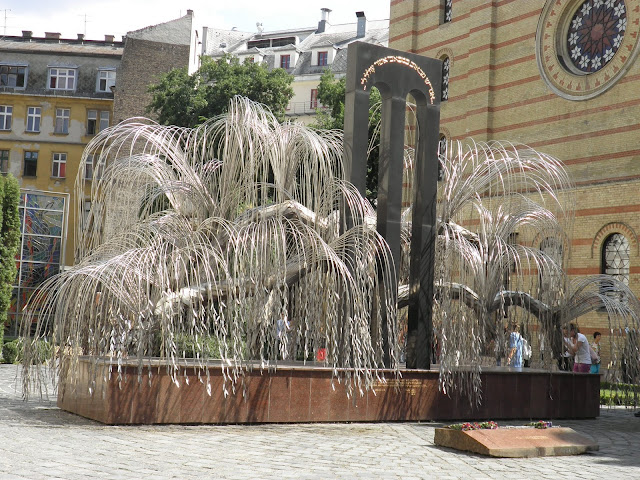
447,420,553,430
447,421,499,431
527,420,553,429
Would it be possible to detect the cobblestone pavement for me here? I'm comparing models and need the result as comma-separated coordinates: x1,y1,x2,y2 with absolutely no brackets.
1,365,639,479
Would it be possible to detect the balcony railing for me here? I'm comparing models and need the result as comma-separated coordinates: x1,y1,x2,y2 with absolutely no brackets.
285,102,327,116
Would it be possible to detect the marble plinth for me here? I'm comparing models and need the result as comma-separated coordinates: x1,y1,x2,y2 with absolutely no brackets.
434,426,599,457
57,358,600,425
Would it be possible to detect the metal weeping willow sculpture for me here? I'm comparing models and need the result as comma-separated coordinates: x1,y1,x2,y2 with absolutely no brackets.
413,139,640,402
21,97,399,398
19,95,640,407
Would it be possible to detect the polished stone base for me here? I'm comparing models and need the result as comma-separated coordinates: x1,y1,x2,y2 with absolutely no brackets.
434,427,599,457
57,358,600,425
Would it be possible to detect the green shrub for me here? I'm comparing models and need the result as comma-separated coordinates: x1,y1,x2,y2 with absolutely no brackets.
1,338,51,365
600,381,640,406
2,339,19,364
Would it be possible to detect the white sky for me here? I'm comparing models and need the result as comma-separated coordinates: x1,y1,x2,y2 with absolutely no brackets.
0,0,390,40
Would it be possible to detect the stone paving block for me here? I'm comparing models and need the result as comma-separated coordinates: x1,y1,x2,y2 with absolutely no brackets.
1,366,639,479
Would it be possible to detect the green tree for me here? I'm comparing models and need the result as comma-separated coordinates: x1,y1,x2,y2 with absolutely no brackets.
312,70,382,203
0,174,20,346
147,55,294,127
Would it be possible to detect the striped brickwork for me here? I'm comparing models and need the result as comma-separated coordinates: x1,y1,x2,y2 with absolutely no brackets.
389,0,640,358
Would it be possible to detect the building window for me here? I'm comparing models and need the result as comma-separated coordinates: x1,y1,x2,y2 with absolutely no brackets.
87,110,110,135
0,106,12,130
443,0,453,23
48,68,76,90
55,108,70,134
280,55,291,69
317,51,328,66
85,154,94,180
52,153,66,178
441,56,450,101
437,135,447,181
602,233,630,300
0,65,26,88
97,69,116,92
0,150,8,174
82,199,92,224
26,107,41,133
84,154,103,180
567,0,626,74
310,89,318,109
100,111,110,131
23,151,38,177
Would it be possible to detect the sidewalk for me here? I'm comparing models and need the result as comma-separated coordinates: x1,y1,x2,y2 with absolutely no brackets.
1,364,638,479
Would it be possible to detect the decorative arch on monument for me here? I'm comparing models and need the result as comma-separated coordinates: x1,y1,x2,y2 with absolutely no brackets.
343,41,442,369
591,222,639,258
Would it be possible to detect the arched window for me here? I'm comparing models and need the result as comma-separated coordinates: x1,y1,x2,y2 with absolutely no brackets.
437,134,447,181
443,0,453,24
441,56,450,101
602,233,630,300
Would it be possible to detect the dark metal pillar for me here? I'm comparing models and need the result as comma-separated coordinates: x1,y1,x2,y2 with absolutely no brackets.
343,42,441,369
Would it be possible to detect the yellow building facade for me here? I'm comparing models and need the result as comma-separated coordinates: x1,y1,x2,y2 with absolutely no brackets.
0,32,122,335
389,0,640,363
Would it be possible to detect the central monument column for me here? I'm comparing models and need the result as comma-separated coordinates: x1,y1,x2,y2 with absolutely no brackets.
343,42,442,369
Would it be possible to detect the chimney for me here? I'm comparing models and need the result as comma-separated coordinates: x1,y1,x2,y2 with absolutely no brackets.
356,11,366,38
45,32,61,40
105,34,115,43
317,7,332,33
77,33,85,41
186,9,194,16
22,30,32,39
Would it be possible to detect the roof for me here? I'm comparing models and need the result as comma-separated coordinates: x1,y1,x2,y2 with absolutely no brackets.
126,13,193,45
0,38,123,57
203,16,389,76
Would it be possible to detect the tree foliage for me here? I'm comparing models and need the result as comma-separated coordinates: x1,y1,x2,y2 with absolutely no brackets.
147,55,295,127
312,70,382,204
0,174,20,345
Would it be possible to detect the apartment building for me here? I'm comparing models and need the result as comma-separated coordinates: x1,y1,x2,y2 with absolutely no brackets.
202,8,389,124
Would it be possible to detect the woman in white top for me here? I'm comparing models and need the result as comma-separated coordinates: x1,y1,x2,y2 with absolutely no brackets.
568,323,591,373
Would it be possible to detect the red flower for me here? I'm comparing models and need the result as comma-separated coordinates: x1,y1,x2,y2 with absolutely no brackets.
316,348,327,362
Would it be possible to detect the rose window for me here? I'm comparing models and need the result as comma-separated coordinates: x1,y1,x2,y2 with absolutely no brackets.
567,0,627,73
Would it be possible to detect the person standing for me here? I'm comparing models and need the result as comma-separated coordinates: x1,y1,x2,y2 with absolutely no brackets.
568,323,591,373
590,331,602,374
506,322,523,368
